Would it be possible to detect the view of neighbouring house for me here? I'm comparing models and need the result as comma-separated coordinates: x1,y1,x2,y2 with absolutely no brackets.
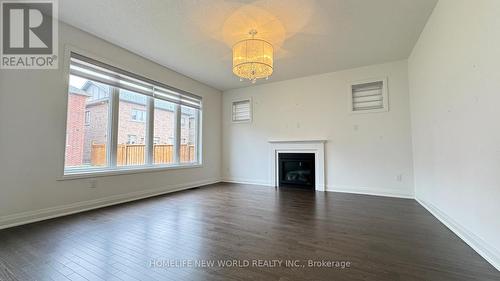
65,78,197,169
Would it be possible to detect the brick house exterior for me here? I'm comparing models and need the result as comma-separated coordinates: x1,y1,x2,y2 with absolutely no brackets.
82,99,109,164
65,87,90,166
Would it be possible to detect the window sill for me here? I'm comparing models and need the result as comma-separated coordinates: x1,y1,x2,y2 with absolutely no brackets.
59,163,202,181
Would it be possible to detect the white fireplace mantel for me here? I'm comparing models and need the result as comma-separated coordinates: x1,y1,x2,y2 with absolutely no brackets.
268,140,326,191
268,139,327,143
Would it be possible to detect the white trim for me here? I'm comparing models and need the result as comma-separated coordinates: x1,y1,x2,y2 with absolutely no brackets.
223,180,413,200
146,97,155,164
60,163,203,180
196,108,202,164
0,178,221,230
174,104,181,163
268,139,327,143
327,185,414,199
268,140,326,191
222,178,273,187
109,87,119,166
416,198,500,272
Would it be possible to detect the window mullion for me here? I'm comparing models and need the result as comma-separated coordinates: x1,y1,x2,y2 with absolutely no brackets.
109,87,119,167
174,105,181,164
146,97,154,165
196,109,202,164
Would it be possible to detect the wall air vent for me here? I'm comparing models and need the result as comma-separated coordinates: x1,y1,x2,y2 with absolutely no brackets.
232,99,252,123
350,78,388,113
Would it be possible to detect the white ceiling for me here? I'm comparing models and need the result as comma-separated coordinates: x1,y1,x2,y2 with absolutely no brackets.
59,0,437,91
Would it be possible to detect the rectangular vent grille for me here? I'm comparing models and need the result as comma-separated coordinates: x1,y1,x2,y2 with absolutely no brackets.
351,81,384,112
232,99,251,122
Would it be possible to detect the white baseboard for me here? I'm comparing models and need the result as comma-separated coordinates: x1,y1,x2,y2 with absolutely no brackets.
222,178,273,187
0,178,221,230
327,185,414,199
416,198,500,271
223,180,413,199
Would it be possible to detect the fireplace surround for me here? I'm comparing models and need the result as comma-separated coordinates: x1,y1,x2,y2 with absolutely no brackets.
268,140,326,191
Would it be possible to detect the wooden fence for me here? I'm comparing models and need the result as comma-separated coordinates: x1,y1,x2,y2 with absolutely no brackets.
117,144,145,165
91,143,106,166
91,143,195,166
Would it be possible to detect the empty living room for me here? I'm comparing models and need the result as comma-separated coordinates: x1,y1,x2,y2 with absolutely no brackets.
1,0,500,280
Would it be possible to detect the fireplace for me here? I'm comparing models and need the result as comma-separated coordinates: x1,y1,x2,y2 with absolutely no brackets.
268,140,325,191
278,153,315,189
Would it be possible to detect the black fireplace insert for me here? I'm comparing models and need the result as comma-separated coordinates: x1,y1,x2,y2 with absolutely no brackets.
278,153,315,189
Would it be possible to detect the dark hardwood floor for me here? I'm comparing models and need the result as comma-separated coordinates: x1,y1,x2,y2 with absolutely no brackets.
0,182,498,281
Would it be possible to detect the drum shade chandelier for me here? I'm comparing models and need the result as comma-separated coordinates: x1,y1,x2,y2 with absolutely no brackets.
232,29,273,83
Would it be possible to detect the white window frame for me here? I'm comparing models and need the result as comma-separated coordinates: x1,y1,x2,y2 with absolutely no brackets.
349,77,389,114
61,47,203,179
231,98,252,123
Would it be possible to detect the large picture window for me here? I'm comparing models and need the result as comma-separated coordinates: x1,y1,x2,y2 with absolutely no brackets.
64,52,202,176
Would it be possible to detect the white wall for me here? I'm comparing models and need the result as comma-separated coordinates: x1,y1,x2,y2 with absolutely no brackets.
0,22,222,228
222,60,414,198
408,0,500,269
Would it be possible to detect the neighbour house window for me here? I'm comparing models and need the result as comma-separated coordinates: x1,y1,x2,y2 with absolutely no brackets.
127,135,138,144
64,52,202,175
84,111,90,125
87,83,110,101
131,109,146,122
188,117,194,129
